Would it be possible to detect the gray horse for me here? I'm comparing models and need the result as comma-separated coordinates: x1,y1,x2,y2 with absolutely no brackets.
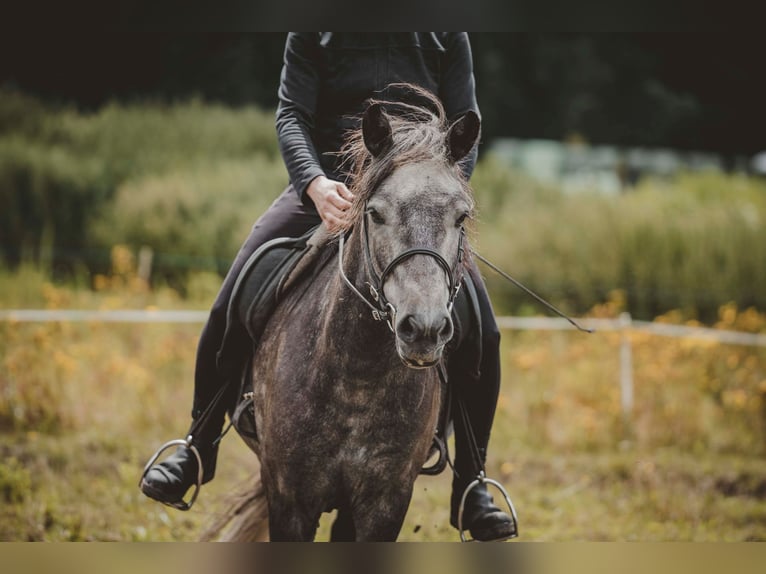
226,89,480,541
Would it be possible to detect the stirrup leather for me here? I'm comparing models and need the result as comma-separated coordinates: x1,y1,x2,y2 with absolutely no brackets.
139,435,204,511
457,471,519,542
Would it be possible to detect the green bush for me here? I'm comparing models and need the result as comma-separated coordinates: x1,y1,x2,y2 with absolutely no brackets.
0,136,107,268
51,97,279,181
471,157,766,321
0,89,279,275
93,156,287,286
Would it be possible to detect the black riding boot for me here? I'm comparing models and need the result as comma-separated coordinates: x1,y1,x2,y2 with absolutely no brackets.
139,408,224,507
139,369,232,508
448,265,517,541
140,311,242,507
449,375,517,541
450,445,517,541
141,188,321,509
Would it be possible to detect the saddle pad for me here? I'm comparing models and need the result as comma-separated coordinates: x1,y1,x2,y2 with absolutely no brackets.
225,225,321,348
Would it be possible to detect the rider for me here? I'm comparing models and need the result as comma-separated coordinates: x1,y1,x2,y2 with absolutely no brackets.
140,32,515,542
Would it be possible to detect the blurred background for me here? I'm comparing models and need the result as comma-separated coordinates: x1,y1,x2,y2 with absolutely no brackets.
0,33,764,542
1,33,765,319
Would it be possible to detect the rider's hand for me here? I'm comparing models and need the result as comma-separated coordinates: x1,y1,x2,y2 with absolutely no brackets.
306,175,354,232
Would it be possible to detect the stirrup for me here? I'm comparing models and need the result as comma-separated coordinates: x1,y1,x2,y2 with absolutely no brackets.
139,435,204,511
457,471,519,542
420,435,448,475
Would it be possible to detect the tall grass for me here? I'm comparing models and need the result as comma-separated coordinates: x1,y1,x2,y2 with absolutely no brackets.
0,267,764,540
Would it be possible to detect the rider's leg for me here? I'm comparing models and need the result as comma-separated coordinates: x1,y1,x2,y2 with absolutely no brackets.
140,185,322,506
448,260,516,541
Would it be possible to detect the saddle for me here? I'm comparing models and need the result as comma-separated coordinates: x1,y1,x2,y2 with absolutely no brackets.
222,224,331,353
220,225,484,477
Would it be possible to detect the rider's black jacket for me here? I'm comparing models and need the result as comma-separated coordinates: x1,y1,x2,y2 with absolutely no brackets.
275,32,481,202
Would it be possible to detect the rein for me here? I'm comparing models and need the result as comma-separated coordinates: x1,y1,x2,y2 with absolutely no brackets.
338,216,592,335
471,250,594,334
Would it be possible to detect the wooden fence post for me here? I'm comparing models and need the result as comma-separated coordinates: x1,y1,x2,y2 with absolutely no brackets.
619,312,634,419
138,246,154,284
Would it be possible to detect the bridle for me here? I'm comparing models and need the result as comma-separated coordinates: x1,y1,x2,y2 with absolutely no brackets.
338,206,466,331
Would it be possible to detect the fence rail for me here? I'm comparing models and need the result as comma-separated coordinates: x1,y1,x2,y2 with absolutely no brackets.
5,309,766,344
0,309,209,323
496,314,766,347
3,309,765,420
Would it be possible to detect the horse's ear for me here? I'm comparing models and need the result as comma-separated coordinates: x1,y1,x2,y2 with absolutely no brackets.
446,111,481,164
363,103,393,157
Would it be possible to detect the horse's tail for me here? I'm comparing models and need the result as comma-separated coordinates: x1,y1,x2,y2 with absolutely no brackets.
199,475,269,541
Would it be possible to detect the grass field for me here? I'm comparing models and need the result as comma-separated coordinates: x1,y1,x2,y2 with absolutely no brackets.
1,266,765,542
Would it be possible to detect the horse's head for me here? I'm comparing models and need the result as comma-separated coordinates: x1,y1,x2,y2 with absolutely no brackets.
343,88,480,368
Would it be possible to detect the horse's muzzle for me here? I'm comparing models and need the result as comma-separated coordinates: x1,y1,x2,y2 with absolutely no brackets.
394,312,453,368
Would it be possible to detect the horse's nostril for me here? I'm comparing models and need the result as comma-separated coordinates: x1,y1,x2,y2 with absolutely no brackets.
438,317,453,340
397,314,421,343
397,314,452,345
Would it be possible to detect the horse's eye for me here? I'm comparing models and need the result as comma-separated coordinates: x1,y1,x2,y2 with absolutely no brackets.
366,208,385,225
456,212,469,227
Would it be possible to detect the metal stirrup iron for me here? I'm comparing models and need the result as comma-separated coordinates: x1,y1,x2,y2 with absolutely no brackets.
457,471,519,542
139,435,204,511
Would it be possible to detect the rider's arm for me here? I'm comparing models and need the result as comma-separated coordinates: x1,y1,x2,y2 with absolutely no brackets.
275,33,353,230
439,32,481,181
275,32,326,203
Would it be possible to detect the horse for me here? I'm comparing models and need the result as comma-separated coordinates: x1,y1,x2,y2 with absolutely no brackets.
216,87,481,541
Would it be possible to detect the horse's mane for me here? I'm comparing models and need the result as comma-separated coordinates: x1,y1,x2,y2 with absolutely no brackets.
338,84,474,231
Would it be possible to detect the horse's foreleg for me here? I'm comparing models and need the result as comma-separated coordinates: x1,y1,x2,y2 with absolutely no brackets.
350,489,413,541
266,497,321,542
268,513,320,542
330,507,356,542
